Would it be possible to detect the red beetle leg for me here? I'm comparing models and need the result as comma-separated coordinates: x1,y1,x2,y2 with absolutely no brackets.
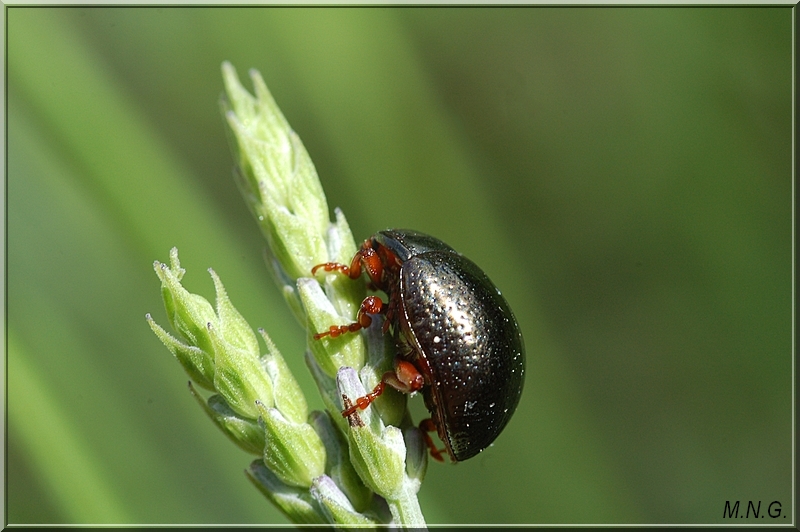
382,301,396,334
313,296,384,340
341,359,425,415
418,418,446,462
311,249,364,279
358,246,385,286
313,322,361,340
342,381,386,417
388,360,425,393
311,238,386,284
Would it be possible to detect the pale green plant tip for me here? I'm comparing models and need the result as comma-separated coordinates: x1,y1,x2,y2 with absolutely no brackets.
221,61,258,127
168,246,183,273
210,268,260,356
331,207,359,264
154,259,217,357
221,61,329,281
146,314,215,391
324,208,364,319
256,400,326,489
220,62,428,527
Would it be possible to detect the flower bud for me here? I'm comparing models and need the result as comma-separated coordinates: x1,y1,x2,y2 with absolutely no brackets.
257,401,326,489
210,268,259,356
188,383,265,455
336,367,405,499
318,208,363,320
153,250,217,357
210,321,273,420
309,410,372,513
147,314,215,391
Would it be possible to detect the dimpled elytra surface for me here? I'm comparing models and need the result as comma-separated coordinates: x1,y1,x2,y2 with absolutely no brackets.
399,251,525,461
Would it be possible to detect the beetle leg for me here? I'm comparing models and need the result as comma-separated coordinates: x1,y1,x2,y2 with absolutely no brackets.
357,246,384,286
313,296,384,340
382,292,402,334
311,238,384,278
341,359,424,417
418,418,446,462
341,381,385,417
311,249,364,279
383,360,425,394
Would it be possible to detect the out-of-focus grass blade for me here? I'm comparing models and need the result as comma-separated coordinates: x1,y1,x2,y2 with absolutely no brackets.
7,10,289,523
8,10,243,263
8,332,130,524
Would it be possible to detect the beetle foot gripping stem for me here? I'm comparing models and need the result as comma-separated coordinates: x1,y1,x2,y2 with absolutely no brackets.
313,295,385,340
341,381,386,417
341,359,423,416
341,396,365,427
340,389,449,461
311,261,351,276
340,361,427,418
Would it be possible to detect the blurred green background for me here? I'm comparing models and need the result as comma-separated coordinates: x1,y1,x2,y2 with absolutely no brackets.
5,6,793,525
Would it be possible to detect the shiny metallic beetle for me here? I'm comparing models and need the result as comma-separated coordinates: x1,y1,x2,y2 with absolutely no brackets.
312,229,525,462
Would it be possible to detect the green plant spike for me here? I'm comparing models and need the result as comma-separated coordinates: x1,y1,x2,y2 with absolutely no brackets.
147,62,428,528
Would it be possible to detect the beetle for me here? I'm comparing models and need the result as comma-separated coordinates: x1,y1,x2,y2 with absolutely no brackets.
311,229,525,462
